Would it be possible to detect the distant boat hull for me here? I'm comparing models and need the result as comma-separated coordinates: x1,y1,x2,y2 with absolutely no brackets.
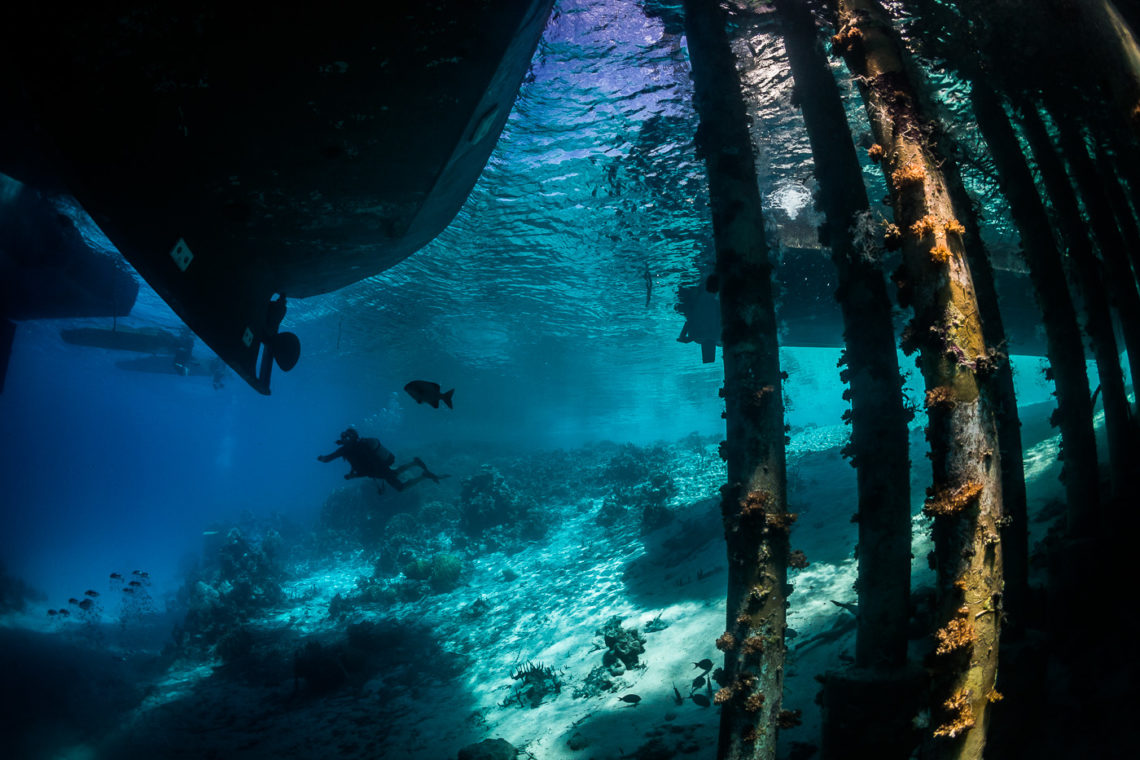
60,327,186,355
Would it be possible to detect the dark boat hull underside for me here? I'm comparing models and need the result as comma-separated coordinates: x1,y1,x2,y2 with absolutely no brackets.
0,2,553,393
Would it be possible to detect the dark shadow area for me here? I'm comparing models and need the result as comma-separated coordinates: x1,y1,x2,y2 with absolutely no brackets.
96,617,475,760
0,627,164,760
553,698,717,759
622,497,726,606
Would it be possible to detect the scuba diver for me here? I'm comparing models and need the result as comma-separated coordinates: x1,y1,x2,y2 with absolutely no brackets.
317,428,446,492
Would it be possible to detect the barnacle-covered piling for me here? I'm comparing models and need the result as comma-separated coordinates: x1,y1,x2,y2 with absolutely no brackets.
683,1,790,756
834,2,1005,757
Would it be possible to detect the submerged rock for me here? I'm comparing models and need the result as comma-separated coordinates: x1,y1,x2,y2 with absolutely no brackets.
567,731,589,750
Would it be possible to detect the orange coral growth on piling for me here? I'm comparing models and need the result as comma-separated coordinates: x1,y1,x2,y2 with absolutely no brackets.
716,632,737,651
741,490,770,517
929,243,952,264
933,689,975,739
924,386,956,409
830,27,863,56
764,511,798,530
744,692,766,713
924,481,983,517
944,218,966,235
868,143,884,162
934,606,977,655
742,635,765,655
891,162,926,187
753,385,776,404
883,222,903,250
910,214,939,237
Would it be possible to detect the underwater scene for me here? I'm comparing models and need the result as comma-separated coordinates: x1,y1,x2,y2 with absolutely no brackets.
2,1,1139,759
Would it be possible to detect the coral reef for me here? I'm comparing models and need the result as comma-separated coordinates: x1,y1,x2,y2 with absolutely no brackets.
429,553,463,592
460,466,546,545
503,661,562,708
598,616,646,676
319,480,421,551
574,665,618,698
176,528,286,651
592,444,677,534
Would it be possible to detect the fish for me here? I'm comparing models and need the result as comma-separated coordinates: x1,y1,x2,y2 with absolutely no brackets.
404,380,454,409
84,590,99,597
123,587,136,594
78,599,94,611
691,675,705,690
692,693,710,707
47,609,58,616
619,694,641,705
68,598,79,605
57,609,70,617
132,570,149,578
129,580,142,587
693,658,713,671
110,573,123,581
672,683,684,705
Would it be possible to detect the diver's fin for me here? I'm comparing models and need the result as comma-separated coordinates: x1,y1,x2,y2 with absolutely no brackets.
442,389,454,409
